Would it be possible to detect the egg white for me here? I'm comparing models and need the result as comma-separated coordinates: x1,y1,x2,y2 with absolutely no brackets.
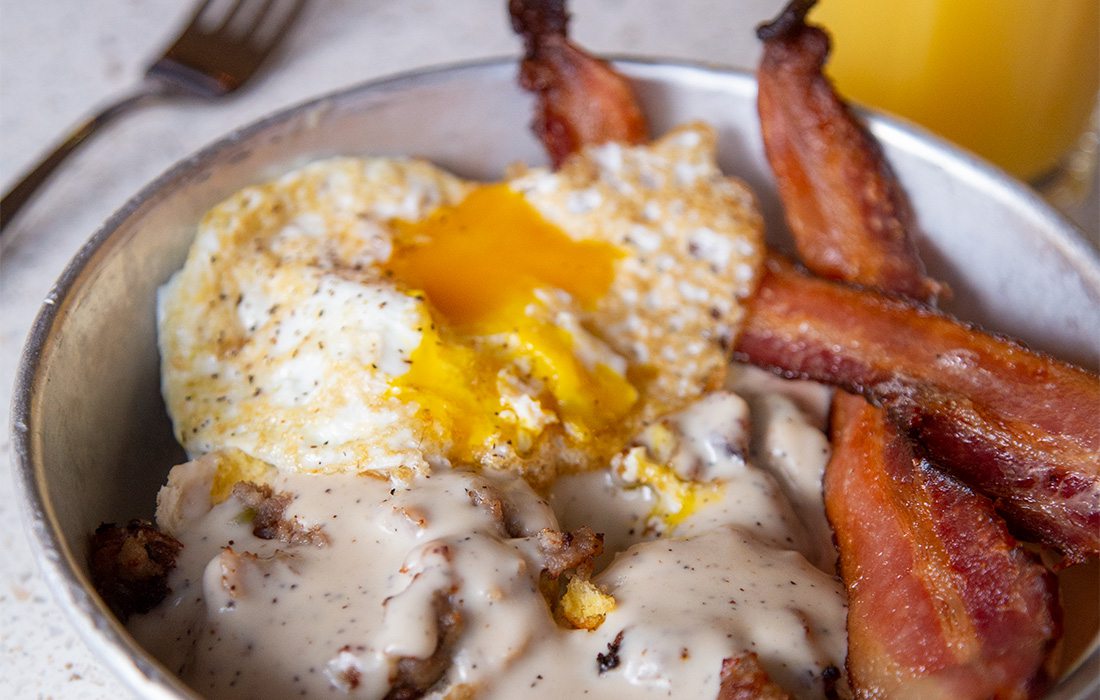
158,124,765,478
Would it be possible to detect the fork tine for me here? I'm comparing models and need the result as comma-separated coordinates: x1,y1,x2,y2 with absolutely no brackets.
240,0,277,37
147,0,306,98
182,0,215,29
246,0,306,57
212,0,248,34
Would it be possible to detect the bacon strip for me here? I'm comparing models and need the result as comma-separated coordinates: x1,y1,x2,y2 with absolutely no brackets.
735,256,1100,561
756,1,941,304
826,394,1060,698
509,0,647,167
757,3,1065,695
756,4,1064,695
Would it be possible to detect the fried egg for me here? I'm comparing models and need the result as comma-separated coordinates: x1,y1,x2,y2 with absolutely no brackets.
158,123,764,482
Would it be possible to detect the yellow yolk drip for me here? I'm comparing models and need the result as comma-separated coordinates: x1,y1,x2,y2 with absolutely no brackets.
618,447,725,530
385,184,637,461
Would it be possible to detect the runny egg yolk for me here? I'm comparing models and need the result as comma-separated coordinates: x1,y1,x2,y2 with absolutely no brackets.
617,447,725,530
385,184,638,461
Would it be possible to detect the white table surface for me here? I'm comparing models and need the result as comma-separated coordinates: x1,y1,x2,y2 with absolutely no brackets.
0,1,1095,698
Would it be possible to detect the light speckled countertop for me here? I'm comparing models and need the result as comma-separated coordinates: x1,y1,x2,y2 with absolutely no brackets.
1,1,1096,698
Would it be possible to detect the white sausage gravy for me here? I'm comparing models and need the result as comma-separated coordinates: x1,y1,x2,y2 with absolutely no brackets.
130,367,847,699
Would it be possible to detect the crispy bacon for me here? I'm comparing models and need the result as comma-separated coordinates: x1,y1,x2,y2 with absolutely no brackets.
756,3,1068,696
509,0,647,166
826,393,1060,698
735,256,1100,561
755,0,941,304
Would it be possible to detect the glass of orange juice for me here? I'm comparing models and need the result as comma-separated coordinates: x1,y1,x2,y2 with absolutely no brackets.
811,0,1099,187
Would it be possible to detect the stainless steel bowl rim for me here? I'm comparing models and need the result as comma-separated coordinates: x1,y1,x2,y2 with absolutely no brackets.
12,56,1099,699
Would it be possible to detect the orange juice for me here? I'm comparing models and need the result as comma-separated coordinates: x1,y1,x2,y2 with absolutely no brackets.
812,0,1099,181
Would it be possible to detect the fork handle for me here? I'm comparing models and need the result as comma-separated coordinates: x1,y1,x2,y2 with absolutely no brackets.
0,79,171,234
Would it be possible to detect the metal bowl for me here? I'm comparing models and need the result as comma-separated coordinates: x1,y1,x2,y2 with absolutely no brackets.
13,59,1100,699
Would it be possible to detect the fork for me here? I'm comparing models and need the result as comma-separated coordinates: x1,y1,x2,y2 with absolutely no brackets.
0,0,305,233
